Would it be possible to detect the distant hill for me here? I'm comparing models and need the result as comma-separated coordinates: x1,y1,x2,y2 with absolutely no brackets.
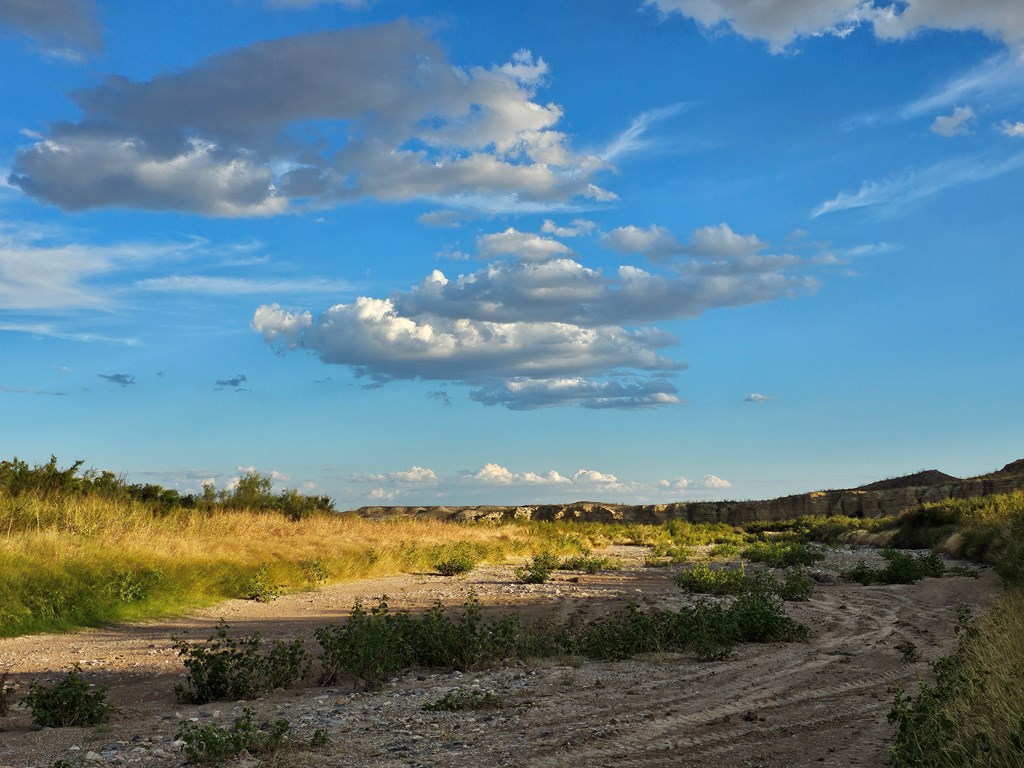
858,470,960,491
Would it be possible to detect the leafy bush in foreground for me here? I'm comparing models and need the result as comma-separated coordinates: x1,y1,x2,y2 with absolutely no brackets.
315,591,806,689
23,666,111,727
176,707,291,764
174,621,311,703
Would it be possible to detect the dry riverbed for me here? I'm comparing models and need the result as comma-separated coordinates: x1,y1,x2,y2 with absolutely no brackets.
0,546,997,768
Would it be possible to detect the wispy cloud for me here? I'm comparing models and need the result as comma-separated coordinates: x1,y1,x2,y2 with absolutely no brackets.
602,103,691,163
134,275,352,295
849,54,1024,130
0,322,139,345
744,392,774,403
0,385,68,396
812,152,1024,217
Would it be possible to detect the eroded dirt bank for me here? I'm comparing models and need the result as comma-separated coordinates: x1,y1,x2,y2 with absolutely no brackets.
0,546,998,768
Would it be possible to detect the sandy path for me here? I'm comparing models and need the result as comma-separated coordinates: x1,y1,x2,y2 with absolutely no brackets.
0,546,998,768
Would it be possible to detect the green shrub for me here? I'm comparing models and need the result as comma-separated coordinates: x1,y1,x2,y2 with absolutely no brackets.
675,562,750,596
708,542,740,558
315,592,807,690
174,621,311,704
23,666,111,727
176,706,291,764
558,554,621,573
410,595,519,671
242,565,282,602
315,597,414,690
773,568,815,601
300,558,329,587
423,689,506,712
107,567,164,603
741,541,824,568
435,552,478,576
514,552,561,584
675,563,814,602
845,549,945,585
316,594,519,690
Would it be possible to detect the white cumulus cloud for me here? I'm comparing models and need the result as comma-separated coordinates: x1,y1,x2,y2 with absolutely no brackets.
253,223,813,409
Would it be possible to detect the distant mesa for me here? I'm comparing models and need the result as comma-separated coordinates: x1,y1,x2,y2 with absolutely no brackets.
352,459,1024,526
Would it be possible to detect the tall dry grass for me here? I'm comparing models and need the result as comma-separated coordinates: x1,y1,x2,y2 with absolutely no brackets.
0,491,594,637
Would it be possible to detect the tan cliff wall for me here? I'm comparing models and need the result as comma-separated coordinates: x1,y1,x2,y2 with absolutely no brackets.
352,460,1024,526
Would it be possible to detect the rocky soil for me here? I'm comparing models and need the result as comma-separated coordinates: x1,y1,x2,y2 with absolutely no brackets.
0,546,998,768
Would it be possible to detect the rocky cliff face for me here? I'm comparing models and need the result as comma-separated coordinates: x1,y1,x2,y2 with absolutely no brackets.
352,460,1024,526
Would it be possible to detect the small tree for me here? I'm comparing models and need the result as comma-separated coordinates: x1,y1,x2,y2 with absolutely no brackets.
228,471,275,510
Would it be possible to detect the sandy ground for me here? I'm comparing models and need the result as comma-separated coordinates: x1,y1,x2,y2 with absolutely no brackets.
0,545,998,768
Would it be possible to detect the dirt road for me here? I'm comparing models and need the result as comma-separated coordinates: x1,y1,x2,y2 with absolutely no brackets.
0,546,997,768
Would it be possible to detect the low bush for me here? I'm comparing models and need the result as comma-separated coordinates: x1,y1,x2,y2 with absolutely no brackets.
773,568,816,601
707,542,740,558
435,552,478,576
241,565,283,602
514,552,561,584
675,562,751,596
174,621,311,704
742,541,824,568
316,594,519,690
315,597,415,690
422,689,506,712
176,707,290,764
558,554,621,573
300,558,328,587
845,549,945,585
314,590,806,690
645,543,693,566
23,666,111,727
675,563,814,602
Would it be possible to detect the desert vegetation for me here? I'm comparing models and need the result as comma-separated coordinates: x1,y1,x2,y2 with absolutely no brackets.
3,456,1024,767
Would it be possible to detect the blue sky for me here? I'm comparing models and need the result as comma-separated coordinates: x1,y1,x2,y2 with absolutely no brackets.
1,0,1022,508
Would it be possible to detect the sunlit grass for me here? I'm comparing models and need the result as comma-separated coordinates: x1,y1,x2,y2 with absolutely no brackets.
0,492,600,637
